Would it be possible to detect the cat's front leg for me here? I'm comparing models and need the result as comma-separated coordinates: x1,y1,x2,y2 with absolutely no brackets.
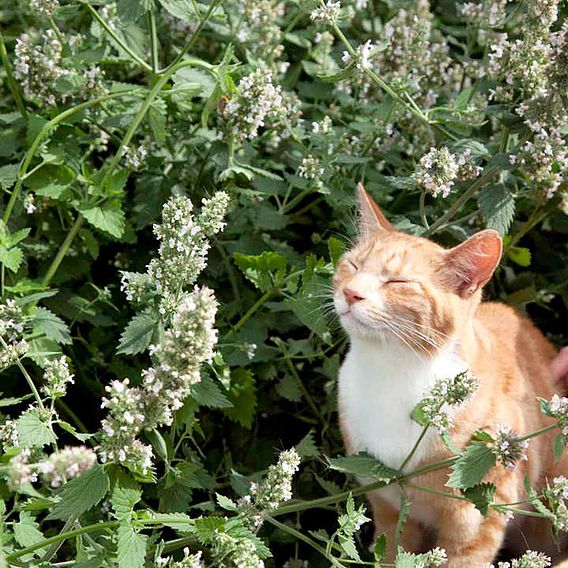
435,502,508,567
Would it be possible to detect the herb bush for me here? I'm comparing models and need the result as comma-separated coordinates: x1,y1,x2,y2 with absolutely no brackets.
0,0,568,566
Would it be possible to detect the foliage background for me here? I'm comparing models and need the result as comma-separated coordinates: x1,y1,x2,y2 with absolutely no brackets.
0,0,568,565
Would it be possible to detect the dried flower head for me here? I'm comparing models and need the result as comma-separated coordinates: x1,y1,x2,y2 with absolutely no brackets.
39,446,97,487
489,426,528,469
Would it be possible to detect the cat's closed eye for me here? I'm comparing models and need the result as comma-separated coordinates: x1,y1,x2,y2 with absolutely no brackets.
384,279,413,285
348,260,359,271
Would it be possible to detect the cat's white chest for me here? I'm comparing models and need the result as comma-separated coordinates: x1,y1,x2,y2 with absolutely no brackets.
338,338,466,471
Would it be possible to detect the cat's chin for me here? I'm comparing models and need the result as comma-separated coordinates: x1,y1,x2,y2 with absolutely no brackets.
339,312,392,341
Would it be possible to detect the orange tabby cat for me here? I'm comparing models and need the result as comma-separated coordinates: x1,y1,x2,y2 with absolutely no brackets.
333,184,565,566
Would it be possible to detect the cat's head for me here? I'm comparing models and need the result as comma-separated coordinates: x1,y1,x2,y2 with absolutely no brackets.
332,184,502,352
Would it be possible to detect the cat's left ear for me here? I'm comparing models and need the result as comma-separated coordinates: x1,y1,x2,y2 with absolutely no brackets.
445,229,502,296
357,183,394,238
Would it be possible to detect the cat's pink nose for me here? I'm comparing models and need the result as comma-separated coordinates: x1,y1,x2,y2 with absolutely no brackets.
344,287,365,306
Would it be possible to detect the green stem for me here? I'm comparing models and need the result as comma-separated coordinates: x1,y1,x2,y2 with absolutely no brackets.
504,207,548,254
278,341,323,423
149,10,160,74
264,515,347,568
162,0,221,73
405,482,468,502
2,89,138,226
328,12,457,141
400,424,429,471
0,30,27,119
419,191,429,229
0,335,45,412
80,1,153,72
424,166,498,237
100,59,213,187
41,517,76,563
225,289,273,338
41,214,84,288
271,456,457,517
6,521,117,561
517,423,557,443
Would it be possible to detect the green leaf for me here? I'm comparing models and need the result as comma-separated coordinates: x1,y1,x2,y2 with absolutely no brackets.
117,314,156,355
216,493,238,512
117,0,153,22
116,524,147,568
233,251,287,292
507,246,531,267
0,163,19,189
0,245,23,273
374,533,387,561
158,0,199,21
224,368,257,428
47,464,110,521
111,470,141,519
462,482,496,515
328,236,346,266
0,393,33,407
16,409,57,448
295,430,319,458
189,374,232,408
32,307,72,345
276,373,302,402
478,184,515,236
446,441,496,490
80,203,125,239
13,512,44,549
328,452,399,481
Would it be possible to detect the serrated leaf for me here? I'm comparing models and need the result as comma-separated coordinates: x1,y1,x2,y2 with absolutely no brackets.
478,184,515,236
0,163,19,189
328,452,399,481
507,246,531,267
193,516,225,544
158,0,199,21
296,430,319,458
117,314,156,355
16,409,57,448
47,464,109,521
13,512,44,548
32,307,72,345
0,393,33,407
276,373,302,402
0,245,23,273
446,442,496,490
224,369,257,428
189,374,232,408
216,493,238,512
116,524,147,568
111,471,141,519
462,482,496,515
328,236,346,266
80,203,125,239
374,533,387,561
233,252,287,293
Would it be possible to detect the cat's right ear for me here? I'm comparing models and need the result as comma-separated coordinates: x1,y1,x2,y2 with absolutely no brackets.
357,183,394,238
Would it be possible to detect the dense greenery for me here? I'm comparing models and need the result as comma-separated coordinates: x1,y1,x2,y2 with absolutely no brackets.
0,0,568,566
